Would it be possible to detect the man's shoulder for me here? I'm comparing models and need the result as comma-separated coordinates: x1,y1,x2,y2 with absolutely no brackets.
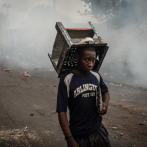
90,70,100,83
90,70,100,75
90,70,100,77
60,70,74,81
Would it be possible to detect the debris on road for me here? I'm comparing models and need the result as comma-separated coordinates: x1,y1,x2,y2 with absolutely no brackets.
0,126,40,146
10,132,15,135
23,71,31,77
122,105,132,108
139,122,145,126
109,83,123,87
25,126,28,130
51,111,56,114
142,113,146,116
115,132,123,139
111,127,119,130
2,69,11,72
14,129,21,132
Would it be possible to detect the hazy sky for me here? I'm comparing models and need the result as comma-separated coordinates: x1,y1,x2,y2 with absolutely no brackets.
0,0,147,87
0,0,97,28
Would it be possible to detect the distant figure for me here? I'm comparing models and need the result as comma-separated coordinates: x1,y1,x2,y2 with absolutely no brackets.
56,46,111,147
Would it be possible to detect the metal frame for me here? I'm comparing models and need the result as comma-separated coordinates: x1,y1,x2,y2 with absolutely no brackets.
49,22,109,77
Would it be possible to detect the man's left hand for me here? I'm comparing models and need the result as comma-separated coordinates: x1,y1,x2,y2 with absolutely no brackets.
97,103,108,115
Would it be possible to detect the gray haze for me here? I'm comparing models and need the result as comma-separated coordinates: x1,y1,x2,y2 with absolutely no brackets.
88,0,147,88
99,22,147,88
0,0,92,70
0,0,147,88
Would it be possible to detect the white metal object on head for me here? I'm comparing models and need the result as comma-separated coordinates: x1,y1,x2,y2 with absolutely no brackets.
78,37,94,44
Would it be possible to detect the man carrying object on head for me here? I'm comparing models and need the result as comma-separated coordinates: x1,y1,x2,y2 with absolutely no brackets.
56,38,111,147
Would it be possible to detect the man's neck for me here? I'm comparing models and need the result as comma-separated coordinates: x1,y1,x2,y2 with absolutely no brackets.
72,67,89,74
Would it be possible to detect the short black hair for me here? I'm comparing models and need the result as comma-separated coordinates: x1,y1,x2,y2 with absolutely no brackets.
76,46,96,56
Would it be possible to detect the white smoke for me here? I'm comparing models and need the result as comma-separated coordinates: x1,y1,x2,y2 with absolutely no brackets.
0,0,147,88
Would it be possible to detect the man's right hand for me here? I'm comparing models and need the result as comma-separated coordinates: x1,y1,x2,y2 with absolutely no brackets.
66,137,79,147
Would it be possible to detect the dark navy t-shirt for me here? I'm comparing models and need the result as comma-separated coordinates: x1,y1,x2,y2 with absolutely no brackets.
56,70,108,139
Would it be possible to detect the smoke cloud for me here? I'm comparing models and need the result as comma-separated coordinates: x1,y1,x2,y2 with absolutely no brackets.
0,0,147,88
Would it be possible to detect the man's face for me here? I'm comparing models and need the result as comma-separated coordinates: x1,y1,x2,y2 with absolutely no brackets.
77,50,96,73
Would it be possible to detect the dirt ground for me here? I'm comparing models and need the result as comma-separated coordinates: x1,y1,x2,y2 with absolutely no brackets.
0,57,147,147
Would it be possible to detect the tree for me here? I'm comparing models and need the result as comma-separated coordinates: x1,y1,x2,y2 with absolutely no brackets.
79,0,147,29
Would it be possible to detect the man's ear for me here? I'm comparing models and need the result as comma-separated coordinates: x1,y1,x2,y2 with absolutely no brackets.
75,54,79,62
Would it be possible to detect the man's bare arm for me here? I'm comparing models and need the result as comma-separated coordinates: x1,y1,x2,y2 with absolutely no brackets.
58,112,79,147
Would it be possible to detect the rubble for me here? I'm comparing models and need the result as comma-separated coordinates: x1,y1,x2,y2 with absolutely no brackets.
14,129,21,132
111,127,119,130
23,71,31,77
25,126,28,130
139,122,145,126
114,131,124,139
10,132,15,135
2,69,10,72
109,83,123,87
142,113,146,116
51,111,56,114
